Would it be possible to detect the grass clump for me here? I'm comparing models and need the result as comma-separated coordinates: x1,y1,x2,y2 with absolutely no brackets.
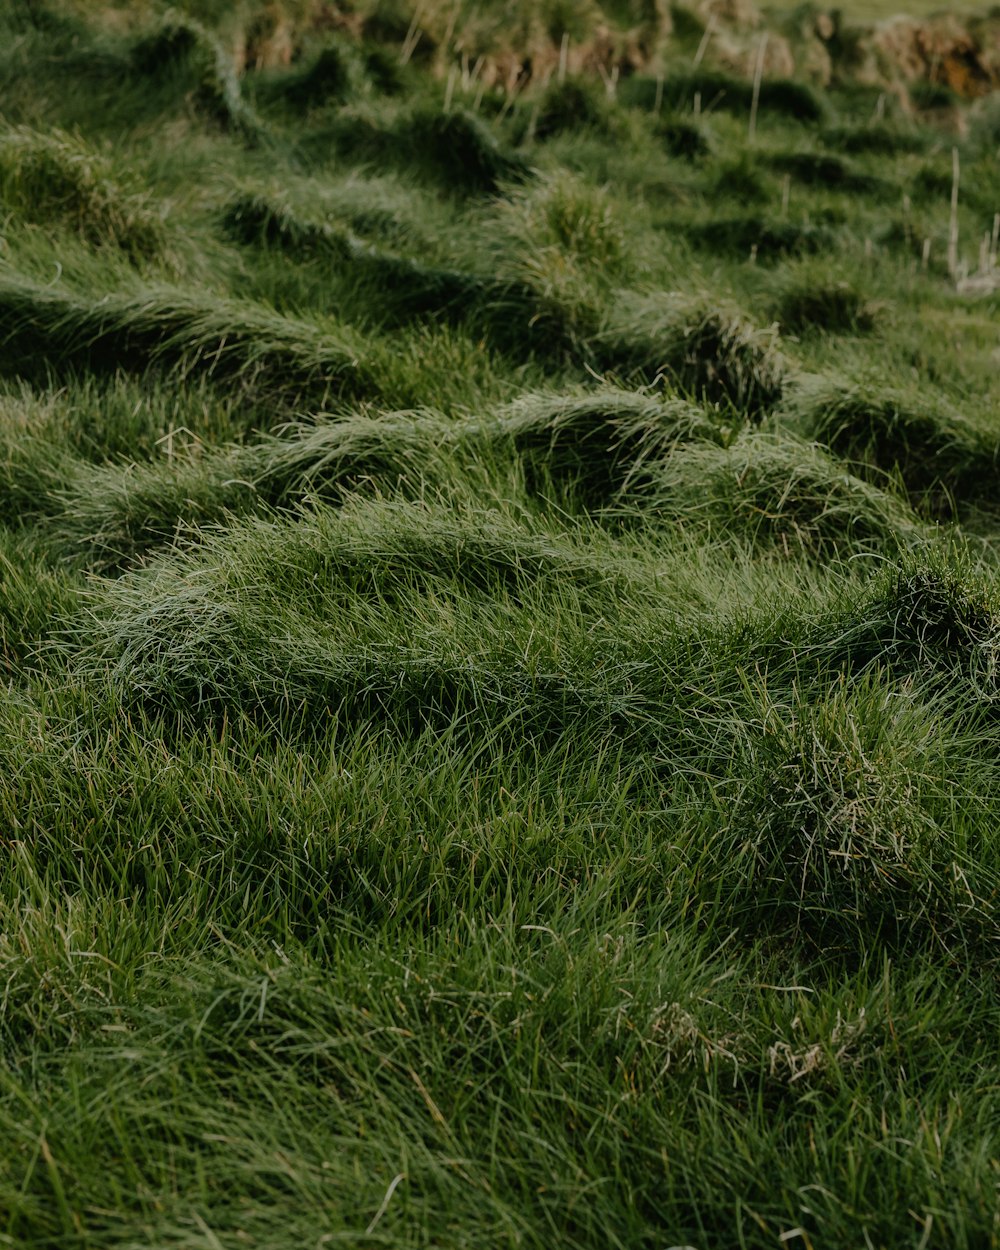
768,150,886,195
50,412,449,568
497,386,724,507
0,125,167,262
528,78,622,141
817,569,1000,690
313,106,532,194
621,70,828,123
637,431,920,553
722,678,999,955
601,296,787,417
654,113,712,159
264,42,357,111
72,499,647,729
772,272,883,336
820,123,928,156
129,13,265,141
785,377,1000,515
0,275,372,405
687,214,838,262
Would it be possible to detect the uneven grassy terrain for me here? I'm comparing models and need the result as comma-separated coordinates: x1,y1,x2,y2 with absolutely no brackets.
0,3,999,1247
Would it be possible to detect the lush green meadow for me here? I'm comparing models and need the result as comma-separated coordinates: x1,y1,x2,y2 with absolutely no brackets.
0,3,999,1247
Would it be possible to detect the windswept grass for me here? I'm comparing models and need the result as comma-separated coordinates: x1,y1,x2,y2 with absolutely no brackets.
499,386,725,506
0,275,372,404
785,376,1000,514
0,125,168,262
601,296,787,416
0,6,998,1248
635,430,922,553
307,105,532,194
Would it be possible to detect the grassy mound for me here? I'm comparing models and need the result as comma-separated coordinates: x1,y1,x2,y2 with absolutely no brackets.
768,150,886,195
129,13,265,141
0,126,167,262
527,78,621,141
771,271,883,335
74,500,648,730
722,678,998,954
620,70,828,124
687,214,838,261
221,190,565,340
786,377,1000,513
637,431,920,553
497,387,724,507
50,413,449,568
601,297,787,417
311,105,532,194
0,276,371,404
820,123,929,156
814,569,1000,692
263,43,357,111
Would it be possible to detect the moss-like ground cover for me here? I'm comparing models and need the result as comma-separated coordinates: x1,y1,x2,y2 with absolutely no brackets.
0,3,999,1247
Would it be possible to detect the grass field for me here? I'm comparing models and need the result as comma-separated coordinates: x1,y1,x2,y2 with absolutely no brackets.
0,2,999,1248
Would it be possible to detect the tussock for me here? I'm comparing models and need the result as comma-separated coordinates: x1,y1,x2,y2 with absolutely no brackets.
820,123,928,156
74,502,648,728
772,277,882,335
220,190,582,349
0,276,371,404
129,14,265,141
785,377,1000,513
812,569,1000,691
621,70,828,123
600,296,787,417
313,106,532,194
268,43,356,110
0,126,167,262
687,215,838,261
52,413,448,567
528,79,621,141
638,432,919,553
654,115,712,160
497,388,724,506
724,680,996,953
768,150,886,195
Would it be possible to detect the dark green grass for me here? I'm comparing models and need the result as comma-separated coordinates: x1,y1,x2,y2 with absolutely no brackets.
0,275,372,404
304,105,533,194
620,70,829,124
0,124,168,263
784,375,1000,515
0,7,998,1249
600,296,787,416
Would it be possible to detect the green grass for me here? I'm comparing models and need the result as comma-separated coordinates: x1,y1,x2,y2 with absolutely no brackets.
0,3,998,1248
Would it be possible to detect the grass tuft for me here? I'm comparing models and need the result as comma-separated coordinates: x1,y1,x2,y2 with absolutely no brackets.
0,125,167,262
601,296,787,417
621,70,828,123
129,13,265,141
498,387,724,507
312,105,532,194
0,275,371,404
636,431,920,553
785,377,1000,514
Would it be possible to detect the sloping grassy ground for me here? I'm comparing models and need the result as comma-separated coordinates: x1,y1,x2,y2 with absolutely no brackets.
1,4,999,1248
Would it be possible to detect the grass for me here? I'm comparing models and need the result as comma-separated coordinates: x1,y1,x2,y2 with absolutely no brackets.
0,2,998,1248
